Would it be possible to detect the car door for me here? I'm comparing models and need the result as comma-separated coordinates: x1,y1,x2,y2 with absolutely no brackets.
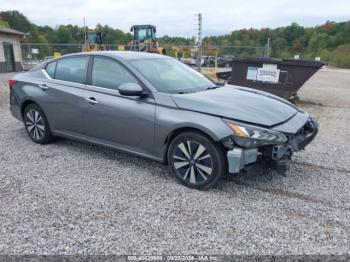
39,56,89,135
82,56,156,156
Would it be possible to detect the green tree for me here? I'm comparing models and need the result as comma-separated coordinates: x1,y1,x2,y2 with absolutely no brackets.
1,10,350,67
0,18,10,28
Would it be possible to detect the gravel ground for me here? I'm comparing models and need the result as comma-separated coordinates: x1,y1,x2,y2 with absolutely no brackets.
0,68,350,255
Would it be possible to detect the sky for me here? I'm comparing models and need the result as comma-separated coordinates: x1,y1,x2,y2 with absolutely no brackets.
2,0,350,37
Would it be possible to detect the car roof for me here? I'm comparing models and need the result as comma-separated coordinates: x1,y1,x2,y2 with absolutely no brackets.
62,51,167,60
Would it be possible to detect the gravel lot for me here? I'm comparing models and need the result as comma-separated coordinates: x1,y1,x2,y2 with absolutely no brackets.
0,68,350,255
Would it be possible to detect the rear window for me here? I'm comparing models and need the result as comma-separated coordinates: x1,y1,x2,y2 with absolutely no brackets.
45,61,57,78
55,57,89,84
29,62,45,72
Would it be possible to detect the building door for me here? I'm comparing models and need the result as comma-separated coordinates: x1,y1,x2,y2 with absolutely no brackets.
3,42,15,72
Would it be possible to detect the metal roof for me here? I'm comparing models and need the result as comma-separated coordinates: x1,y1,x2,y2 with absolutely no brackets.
0,27,26,36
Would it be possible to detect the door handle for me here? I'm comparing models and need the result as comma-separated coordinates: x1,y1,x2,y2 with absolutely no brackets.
85,97,98,105
38,84,48,91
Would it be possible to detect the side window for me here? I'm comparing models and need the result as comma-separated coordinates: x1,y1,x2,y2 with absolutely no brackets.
55,57,89,84
91,57,138,90
45,61,57,78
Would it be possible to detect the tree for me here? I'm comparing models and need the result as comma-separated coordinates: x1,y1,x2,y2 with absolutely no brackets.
1,10,350,67
0,18,10,28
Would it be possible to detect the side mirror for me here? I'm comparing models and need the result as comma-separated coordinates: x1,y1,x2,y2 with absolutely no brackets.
118,83,147,97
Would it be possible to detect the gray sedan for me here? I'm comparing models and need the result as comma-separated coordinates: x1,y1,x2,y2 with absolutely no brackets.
9,51,318,189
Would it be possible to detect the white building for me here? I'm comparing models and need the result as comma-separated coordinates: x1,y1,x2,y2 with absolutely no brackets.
0,27,26,73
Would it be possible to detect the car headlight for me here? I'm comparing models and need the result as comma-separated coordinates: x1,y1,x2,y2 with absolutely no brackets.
223,119,287,148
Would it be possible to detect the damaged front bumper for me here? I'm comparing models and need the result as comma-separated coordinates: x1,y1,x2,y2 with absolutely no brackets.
226,117,318,173
227,147,258,173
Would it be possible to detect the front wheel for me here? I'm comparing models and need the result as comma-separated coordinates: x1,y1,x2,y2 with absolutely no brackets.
167,131,227,189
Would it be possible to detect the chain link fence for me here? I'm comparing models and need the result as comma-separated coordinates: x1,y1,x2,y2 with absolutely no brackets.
6,42,267,71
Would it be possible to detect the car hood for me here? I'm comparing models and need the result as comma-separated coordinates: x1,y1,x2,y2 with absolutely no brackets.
171,85,298,127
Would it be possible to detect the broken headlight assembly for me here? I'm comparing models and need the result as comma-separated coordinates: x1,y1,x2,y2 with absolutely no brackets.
223,119,287,148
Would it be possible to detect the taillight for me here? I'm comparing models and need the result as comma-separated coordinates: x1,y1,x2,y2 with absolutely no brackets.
8,79,16,89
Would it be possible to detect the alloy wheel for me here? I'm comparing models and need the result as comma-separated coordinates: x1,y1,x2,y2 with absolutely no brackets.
25,109,45,140
172,140,213,185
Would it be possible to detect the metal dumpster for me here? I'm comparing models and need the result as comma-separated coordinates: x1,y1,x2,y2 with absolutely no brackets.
216,57,327,100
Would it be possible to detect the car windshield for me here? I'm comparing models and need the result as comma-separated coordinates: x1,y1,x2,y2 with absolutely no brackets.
129,58,215,94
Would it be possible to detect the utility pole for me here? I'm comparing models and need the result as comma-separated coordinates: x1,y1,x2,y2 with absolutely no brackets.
264,37,271,57
83,18,87,46
27,43,32,67
197,13,202,72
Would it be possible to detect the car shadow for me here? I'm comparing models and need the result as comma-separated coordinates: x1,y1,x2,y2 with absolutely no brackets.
54,136,291,192
15,128,297,191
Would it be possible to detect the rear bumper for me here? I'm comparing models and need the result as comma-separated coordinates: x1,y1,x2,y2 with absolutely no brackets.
9,89,22,121
226,117,318,173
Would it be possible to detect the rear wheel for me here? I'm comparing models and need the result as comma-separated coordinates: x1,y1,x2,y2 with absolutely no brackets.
23,103,53,144
167,131,227,189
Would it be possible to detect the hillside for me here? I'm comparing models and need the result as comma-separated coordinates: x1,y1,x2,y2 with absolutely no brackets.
1,10,350,68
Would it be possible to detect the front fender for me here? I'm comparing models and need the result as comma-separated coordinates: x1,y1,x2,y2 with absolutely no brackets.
154,105,233,160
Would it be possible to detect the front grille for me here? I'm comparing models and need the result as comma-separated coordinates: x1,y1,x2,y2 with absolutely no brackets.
294,118,318,150
259,118,318,162
296,118,316,137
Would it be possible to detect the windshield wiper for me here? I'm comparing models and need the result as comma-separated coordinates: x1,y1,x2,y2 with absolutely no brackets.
176,86,218,94
205,86,219,90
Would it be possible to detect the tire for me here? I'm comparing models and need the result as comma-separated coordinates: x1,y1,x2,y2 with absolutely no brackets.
167,131,227,190
23,103,54,144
